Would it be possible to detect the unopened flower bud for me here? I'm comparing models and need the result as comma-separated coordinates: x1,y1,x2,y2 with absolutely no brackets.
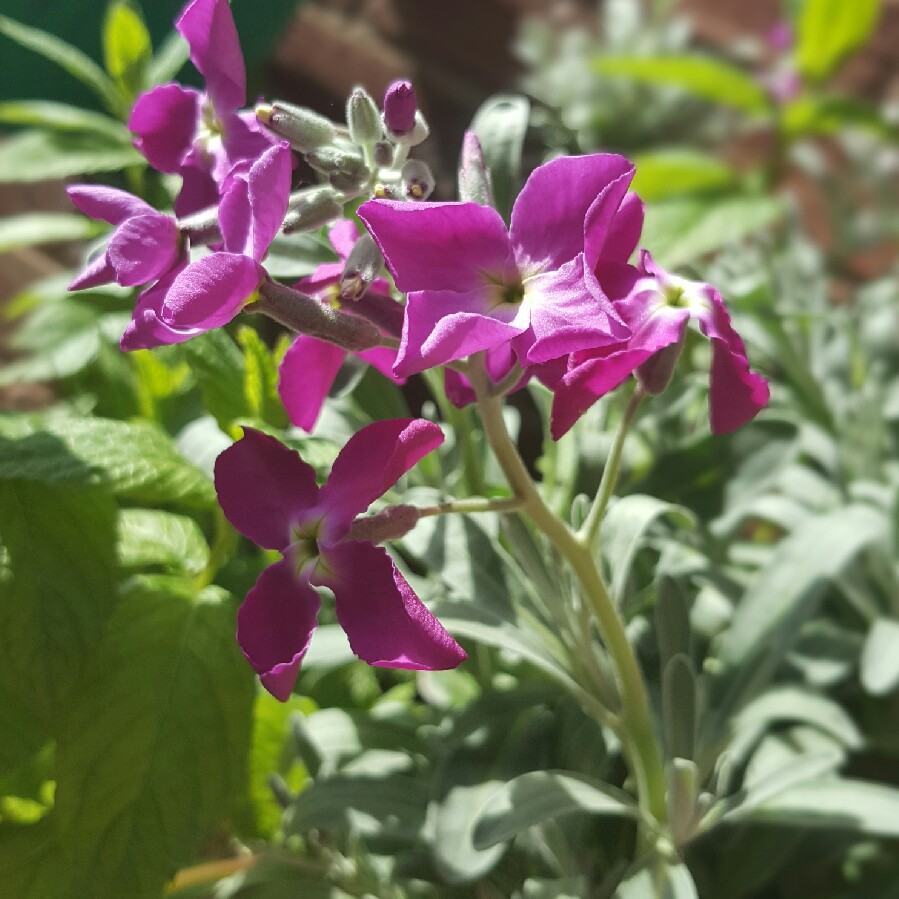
389,111,430,148
345,505,421,543
636,332,686,396
401,159,435,200
340,233,384,301
255,280,381,351
257,101,336,153
347,86,383,146
373,140,395,168
282,186,343,233
458,130,494,206
383,80,417,136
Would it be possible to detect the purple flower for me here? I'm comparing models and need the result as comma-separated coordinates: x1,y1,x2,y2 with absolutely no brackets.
278,220,405,432
129,0,274,215
67,186,183,291
551,251,770,439
214,421,467,700
156,141,292,336
383,80,417,136
358,154,636,378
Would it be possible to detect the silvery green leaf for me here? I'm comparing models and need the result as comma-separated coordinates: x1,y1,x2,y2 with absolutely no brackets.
663,654,698,761
861,618,899,695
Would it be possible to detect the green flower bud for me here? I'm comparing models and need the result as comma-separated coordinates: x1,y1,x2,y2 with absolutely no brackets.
346,86,383,146
458,130,494,206
340,233,383,301
257,101,336,153
282,186,343,233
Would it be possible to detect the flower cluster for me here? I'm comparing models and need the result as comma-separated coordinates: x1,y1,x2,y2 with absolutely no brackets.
65,0,770,698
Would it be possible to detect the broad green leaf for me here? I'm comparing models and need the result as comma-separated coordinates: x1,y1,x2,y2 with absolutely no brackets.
0,101,128,140
0,819,66,899
0,678,47,777
103,0,151,102
55,579,254,899
472,770,637,849
180,329,248,432
237,326,288,428
0,130,143,183
0,214,104,252
632,150,738,201
0,15,121,115
0,480,118,722
0,415,216,508
469,94,530,222
616,863,699,899
710,505,886,721
796,0,881,81
263,230,337,279
147,29,189,86
663,654,698,761
729,778,899,835
594,55,770,115
861,618,899,696
640,195,785,268
519,878,586,899
117,508,209,575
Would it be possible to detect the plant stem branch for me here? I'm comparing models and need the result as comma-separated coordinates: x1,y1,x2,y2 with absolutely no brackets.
417,496,523,518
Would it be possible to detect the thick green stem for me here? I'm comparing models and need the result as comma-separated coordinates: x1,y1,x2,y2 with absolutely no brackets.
579,384,645,548
469,360,667,827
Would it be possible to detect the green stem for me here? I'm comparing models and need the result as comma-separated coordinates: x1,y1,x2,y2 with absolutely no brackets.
417,496,523,518
422,367,485,496
579,384,645,548
468,359,667,827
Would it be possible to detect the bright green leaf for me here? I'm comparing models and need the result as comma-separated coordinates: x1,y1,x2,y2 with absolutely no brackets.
796,0,881,81
594,55,770,115
0,15,121,115
117,509,209,575
0,819,66,899
0,214,104,252
55,579,254,899
632,150,738,201
0,415,216,508
180,329,249,432
237,326,288,428
781,95,895,140
472,770,637,850
147,29,189,86
0,130,143,184
103,0,152,102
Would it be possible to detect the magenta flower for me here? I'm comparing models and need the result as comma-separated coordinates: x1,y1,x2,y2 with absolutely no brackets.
278,221,405,432
129,0,274,215
358,154,637,378
214,421,466,700
157,141,292,335
67,186,183,291
383,80,417,136
551,251,770,438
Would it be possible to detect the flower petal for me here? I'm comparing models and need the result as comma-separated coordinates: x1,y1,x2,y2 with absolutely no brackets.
177,0,245,115
358,199,512,293
320,418,444,536
510,154,634,274
694,289,770,433
237,558,321,701
120,262,203,351
214,427,320,550
520,255,628,364
395,287,526,377
66,184,154,225
69,253,115,291
129,84,201,173
160,252,263,330
107,214,181,286
328,219,359,260
246,142,293,260
356,346,404,382
315,541,465,670
600,191,644,265
278,335,346,433
582,169,638,270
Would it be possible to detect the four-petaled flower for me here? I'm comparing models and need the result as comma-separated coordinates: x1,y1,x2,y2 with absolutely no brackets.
552,251,770,438
129,0,274,215
214,420,467,700
358,154,639,378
